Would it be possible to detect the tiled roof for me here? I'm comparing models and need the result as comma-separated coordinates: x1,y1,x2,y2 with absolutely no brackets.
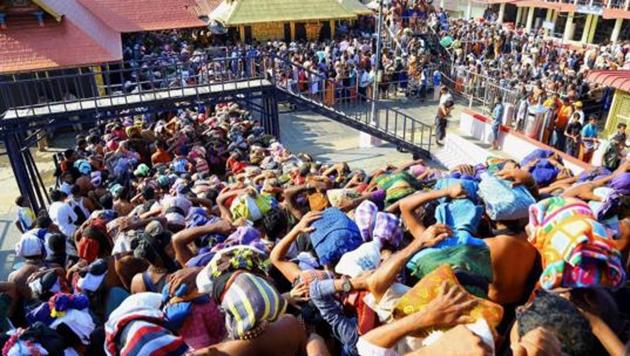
586,70,630,92
77,0,210,33
0,18,119,73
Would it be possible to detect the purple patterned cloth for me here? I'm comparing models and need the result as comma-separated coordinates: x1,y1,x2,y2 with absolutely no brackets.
373,212,402,248
211,226,267,253
354,200,378,241
598,172,630,219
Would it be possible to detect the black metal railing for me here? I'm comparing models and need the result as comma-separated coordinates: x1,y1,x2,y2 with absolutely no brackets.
270,55,433,153
0,53,273,120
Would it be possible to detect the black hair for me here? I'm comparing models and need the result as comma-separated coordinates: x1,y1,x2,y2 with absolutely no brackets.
15,195,26,206
36,215,52,229
63,149,75,159
142,186,155,200
517,289,595,356
50,190,67,202
70,185,81,196
99,193,114,210
204,188,220,204
262,207,289,241
618,123,627,129
47,233,66,255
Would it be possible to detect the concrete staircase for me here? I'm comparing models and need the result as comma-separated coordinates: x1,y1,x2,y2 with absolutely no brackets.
431,129,514,169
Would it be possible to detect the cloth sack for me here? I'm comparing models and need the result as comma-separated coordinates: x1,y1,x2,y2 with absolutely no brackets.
335,240,382,278
393,265,503,331
354,200,378,241
309,208,363,265
221,272,287,339
478,172,535,220
406,243,493,298
528,197,626,290
375,172,418,205
435,199,483,234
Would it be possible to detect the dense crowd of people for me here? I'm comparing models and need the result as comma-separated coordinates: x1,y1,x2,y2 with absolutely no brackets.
3,2,630,355
3,96,630,355
439,17,630,164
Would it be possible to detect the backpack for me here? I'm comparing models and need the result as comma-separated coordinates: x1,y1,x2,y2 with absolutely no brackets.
309,208,362,265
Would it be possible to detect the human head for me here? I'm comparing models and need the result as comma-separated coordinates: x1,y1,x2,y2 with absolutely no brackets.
617,122,627,133
516,289,595,356
15,196,29,208
99,193,114,210
50,190,67,203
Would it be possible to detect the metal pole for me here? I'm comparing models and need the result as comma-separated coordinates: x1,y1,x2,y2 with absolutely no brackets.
370,0,384,126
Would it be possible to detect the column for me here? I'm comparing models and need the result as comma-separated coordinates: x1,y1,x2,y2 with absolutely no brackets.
440,0,444,8
544,9,553,36
586,15,599,43
498,3,506,23
611,18,623,43
290,21,296,40
466,0,472,19
331,20,336,39
525,6,535,32
515,7,523,26
239,25,245,41
563,12,575,42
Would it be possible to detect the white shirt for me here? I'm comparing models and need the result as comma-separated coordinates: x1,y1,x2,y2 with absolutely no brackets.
48,201,78,239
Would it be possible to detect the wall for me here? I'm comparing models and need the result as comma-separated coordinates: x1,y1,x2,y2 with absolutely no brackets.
604,89,630,137
305,22,321,41
251,22,285,40
459,108,591,175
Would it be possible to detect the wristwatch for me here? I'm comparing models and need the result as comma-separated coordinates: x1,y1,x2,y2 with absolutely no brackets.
341,276,352,293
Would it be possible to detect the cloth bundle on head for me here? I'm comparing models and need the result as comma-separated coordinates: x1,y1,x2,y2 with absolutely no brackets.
77,258,108,293
15,233,44,258
105,292,188,356
394,265,503,331
406,243,493,298
221,272,287,340
335,240,382,278
133,163,150,178
326,189,361,208
90,171,102,187
478,172,535,220
309,208,363,265
26,293,93,345
435,199,483,235
74,159,92,175
354,200,403,247
355,200,378,241
528,197,626,290
2,322,66,356
526,159,560,187
230,193,274,222
434,178,479,202
596,172,630,220
28,270,62,300
211,226,267,253
375,172,419,206
196,246,270,296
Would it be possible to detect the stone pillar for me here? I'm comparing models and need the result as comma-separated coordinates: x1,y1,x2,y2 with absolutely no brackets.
515,7,523,26
581,14,592,43
611,18,623,43
563,12,575,42
525,6,535,32
331,20,336,39
290,22,296,40
498,3,505,23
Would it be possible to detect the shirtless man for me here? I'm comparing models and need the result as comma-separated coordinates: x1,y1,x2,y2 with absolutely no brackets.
399,181,538,305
